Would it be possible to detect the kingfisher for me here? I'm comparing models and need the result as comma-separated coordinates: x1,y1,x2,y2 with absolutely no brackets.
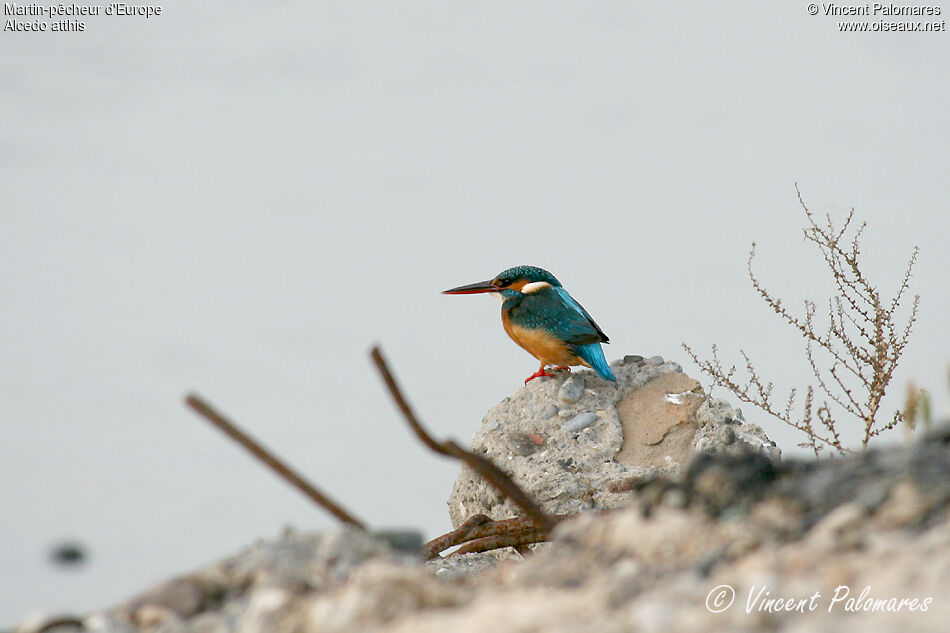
443,265,617,384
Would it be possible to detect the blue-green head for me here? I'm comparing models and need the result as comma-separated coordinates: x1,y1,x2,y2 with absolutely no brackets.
442,265,562,297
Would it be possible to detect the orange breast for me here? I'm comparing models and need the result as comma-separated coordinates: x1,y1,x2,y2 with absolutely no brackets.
502,318,587,368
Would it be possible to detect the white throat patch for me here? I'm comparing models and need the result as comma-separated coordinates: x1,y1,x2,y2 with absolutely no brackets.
521,281,552,294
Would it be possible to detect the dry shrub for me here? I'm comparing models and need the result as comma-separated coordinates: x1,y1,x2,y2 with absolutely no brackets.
684,187,919,455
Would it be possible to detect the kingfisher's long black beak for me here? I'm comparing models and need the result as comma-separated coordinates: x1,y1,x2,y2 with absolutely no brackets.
442,280,498,295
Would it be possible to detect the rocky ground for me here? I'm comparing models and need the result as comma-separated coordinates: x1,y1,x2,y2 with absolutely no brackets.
448,354,779,528
16,357,950,633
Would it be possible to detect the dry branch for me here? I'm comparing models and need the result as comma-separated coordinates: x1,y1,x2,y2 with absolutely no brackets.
683,186,920,454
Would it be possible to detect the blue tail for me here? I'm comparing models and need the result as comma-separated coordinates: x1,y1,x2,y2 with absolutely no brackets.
575,343,617,382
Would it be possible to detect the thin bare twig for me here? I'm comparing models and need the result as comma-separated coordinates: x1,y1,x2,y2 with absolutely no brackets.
185,394,367,529
682,185,919,453
370,346,558,534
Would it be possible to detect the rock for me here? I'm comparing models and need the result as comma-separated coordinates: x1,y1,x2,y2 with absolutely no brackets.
370,529,425,555
557,376,585,403
615,372,703,469
425,552,499,579
186,613,230,633
685,451,778,515
15,424,950,633
12,617,86,633
561,412,597,433
447,357,780,528
506,432,544,456
85,527,406,633
132,605,182,631
539,404,559,419
126,578,208,619
304,563,469,633
693,397,782,462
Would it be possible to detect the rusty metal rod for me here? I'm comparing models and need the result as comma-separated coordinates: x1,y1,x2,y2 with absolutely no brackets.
185,393,366,529
370,345,557,533
423,514,493,560
452,528,549,556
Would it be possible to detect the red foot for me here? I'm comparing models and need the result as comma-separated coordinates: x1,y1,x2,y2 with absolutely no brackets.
524,367,556,384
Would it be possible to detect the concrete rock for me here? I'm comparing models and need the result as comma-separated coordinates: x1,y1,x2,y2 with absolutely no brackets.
615,372,704,470
303,563,469,633
694,397,782,461
447,358,780,528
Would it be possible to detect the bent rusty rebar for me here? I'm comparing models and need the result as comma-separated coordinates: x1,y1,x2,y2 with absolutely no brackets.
185,393,367,529
423,514,567,559
370,346,558,535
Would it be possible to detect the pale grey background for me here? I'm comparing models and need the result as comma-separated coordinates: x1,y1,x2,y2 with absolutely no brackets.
2,1,948,625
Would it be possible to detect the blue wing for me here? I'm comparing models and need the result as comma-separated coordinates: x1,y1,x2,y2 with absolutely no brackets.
552,287,610,343
507,287,608,346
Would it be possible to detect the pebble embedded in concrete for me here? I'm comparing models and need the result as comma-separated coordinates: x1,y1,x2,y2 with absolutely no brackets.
508,432,543,456
558,376,585,403
719,426,736,445
563,412,598,433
